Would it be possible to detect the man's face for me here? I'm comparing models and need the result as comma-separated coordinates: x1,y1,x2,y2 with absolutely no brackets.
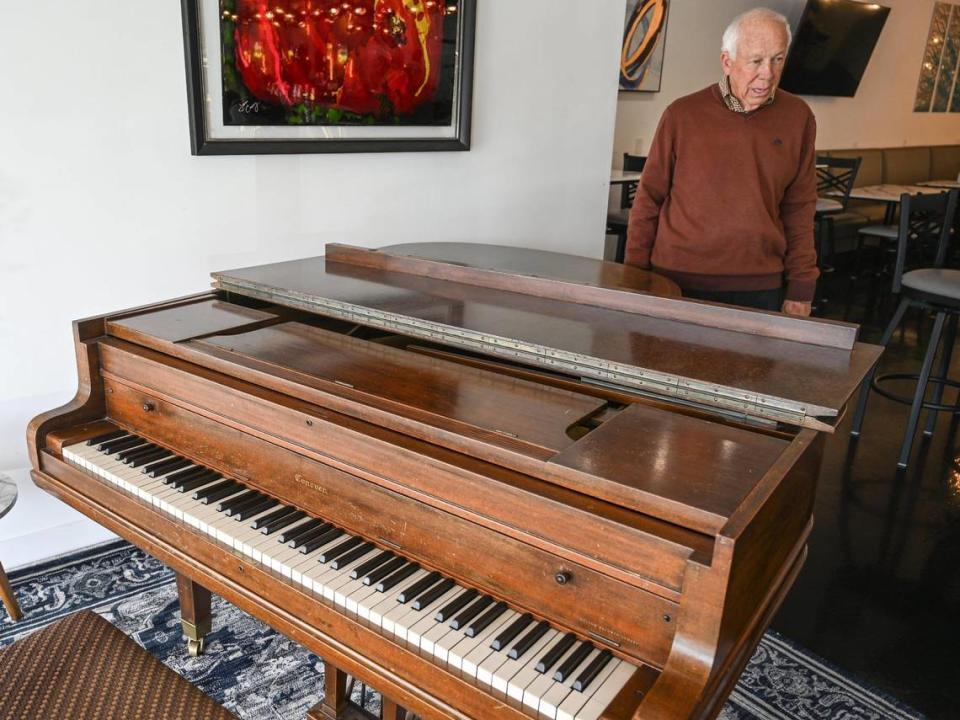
721,19,789,111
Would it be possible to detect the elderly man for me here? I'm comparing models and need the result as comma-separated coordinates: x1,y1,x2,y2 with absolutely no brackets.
625,8,818,316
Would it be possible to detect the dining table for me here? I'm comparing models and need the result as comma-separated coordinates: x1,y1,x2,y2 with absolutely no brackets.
610,170,643,185
840,184,949,224
918,179,960,190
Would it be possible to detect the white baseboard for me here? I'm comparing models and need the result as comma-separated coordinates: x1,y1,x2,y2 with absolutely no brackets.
0,467,117,571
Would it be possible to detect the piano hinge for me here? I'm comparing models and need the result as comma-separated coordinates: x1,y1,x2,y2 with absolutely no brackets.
212,277,815,426
587,631,621,649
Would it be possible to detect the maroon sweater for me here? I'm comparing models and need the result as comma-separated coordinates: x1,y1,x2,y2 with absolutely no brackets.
625,85,819,302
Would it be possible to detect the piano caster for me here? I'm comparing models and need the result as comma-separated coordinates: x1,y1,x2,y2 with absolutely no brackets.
176,573,211,660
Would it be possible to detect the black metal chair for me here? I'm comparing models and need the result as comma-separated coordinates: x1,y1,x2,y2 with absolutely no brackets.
815,155,862,271
850,189,960,468
607,153,646,263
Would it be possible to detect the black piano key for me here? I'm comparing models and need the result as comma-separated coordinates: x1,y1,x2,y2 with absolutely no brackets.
330,541,375,570
217,489,259,513
374,562,420,591
226,493,269,517
572,649,613,692
508,620,551,660
118,441,159,458
450,596,494,630
301,527,344,554
197,481,242,504
318,536,364,564
165,465,206,486
491,613,534,651
233,498,278,521
172,467,214,489
411,579,457,611
254,506,299,531
171,468,217,490
97,434,139,451
128,448,172,467
101,436,147,453
535,632,577,674
465,601,508,638
223,492,264,516
350,550,395,580
364,557,408,586
177,471,221,493
397,572,443,604
261,510,307,535
145,457,191,477
192,479,235,500
294,524,339,551
553,641,594,682
117,444,160,462
87,430,126,445
435,588,478,623
279,518,325,544
289,522,335,548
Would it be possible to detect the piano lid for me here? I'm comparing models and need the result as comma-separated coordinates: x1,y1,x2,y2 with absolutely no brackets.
212,243,881,429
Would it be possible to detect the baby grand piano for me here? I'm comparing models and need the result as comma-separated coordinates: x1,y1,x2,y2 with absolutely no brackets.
28,243,880,720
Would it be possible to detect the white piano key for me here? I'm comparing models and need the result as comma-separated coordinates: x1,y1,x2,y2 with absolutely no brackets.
521,641,582,713
323,549,381,603
492,629,560,700
448,608,520,675
380,593,425,638
537,648,600,720
572,661,638,720
416,609,459,657
297,536,356,590
554,657,623,720
364,569,430,628
459,610,522,680
406,587,469,651
395,585,460,650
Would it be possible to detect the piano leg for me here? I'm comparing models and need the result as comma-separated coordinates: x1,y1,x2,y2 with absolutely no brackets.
380,697,405,720
176,572,211,656
308,661,408,720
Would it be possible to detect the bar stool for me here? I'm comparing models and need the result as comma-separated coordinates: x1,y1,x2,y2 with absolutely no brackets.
850,189,960,468
607,153,646,263
815,155,861,271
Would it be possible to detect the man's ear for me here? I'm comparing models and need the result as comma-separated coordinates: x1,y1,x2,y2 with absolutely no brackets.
720,51,733,75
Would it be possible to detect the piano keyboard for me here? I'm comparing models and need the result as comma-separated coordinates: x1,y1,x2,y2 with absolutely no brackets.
63,431,640,720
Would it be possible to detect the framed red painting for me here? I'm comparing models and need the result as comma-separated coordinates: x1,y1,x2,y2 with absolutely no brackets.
181,0,476,154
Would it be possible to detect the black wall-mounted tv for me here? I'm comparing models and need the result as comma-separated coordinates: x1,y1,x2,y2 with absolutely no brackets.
780,0,891,97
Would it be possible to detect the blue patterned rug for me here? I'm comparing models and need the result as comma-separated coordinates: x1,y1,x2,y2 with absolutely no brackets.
0,540,923,720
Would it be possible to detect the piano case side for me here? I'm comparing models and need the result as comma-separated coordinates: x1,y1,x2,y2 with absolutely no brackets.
631,429,823,720
28,293,228,468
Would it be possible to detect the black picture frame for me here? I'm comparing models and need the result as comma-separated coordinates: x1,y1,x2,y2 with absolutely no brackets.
180,0,476,155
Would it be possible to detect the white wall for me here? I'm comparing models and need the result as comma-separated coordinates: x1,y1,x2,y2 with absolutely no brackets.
614,0,960,163
0,1,626,565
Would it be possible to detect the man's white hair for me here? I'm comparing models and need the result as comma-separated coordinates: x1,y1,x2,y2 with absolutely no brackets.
721,8,792,59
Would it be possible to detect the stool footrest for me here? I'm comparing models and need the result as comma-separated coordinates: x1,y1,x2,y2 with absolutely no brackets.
871,372,960,414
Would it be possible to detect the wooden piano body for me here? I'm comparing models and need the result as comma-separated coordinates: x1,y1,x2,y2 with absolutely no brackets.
28,243,880,719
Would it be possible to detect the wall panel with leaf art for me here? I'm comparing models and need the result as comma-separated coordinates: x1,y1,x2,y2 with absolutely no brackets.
915,1,960,112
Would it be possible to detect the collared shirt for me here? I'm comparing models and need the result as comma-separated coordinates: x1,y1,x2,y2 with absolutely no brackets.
718,75,775,114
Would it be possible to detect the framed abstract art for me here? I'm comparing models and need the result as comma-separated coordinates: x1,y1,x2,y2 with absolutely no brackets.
620,0,670,92
180,0,476,154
